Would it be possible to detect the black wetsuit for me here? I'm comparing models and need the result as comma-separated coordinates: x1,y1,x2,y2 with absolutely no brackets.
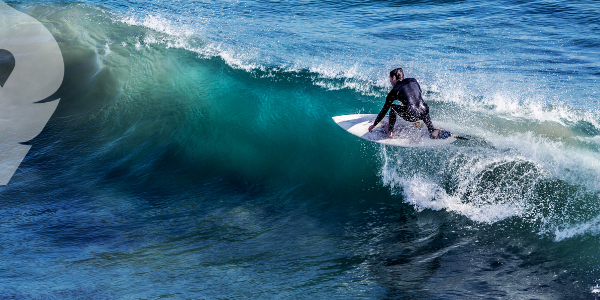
372,78,436,133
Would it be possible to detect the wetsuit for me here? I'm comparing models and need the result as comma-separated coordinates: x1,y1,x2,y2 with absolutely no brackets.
372,78,436,133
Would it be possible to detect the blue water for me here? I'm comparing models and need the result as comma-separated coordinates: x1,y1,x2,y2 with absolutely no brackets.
2,0,600,298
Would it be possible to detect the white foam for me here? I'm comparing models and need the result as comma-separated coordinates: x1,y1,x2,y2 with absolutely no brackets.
380,149,527,224
121,14,194,37
390,174,524,224
554,214,600,241
313,79,381,97
575,135,600,146
103,43,111,56
378,117,600,239
428,79,600,132
120,13,270,73
489,131,600,192
116,12,396,96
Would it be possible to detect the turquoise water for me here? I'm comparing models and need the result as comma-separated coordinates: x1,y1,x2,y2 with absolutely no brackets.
2,0,600,298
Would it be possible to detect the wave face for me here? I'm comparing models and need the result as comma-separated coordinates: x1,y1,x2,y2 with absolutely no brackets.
2,1,600,299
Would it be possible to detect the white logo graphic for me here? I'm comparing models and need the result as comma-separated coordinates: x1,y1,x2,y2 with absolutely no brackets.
0,2,64,185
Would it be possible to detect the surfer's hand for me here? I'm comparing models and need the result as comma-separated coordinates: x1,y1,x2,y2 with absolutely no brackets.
368,125,375,133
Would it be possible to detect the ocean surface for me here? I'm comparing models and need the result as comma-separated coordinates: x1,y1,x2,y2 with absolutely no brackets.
2,0,600,298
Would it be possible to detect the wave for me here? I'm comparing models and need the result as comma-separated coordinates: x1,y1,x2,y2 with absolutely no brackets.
11,2,600,242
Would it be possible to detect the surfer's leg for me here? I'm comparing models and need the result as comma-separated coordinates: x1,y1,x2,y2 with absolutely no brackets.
422,114,440,138
388,111,396,132
389,105,405,132
384,115,394,137
422,114,435,133
388,105,408,137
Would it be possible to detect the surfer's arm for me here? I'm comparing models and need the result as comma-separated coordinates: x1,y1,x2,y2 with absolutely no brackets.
369,94,394,132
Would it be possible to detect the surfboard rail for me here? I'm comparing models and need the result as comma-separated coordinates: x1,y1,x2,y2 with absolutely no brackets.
332,114,461,147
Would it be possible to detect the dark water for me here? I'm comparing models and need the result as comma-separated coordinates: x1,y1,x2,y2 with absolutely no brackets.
2,0,600,298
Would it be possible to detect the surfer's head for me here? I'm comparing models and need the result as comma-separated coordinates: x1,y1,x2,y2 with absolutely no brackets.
389,68,404,86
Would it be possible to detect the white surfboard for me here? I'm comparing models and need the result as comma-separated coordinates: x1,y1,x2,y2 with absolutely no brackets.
332,114,460,147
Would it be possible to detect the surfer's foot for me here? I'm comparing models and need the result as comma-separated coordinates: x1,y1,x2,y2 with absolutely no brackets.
384,126,393,138
430,129,441,139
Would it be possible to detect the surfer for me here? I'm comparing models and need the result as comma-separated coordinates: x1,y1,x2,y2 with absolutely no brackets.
368,68,441,138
